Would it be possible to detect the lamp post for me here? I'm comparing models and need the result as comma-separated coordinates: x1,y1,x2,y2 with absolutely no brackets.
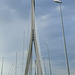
54,1,70,75
15,52,17,75
46,42,52,75
42,57,46,75
1,57,5,75
22,31,25,75
35,60,36,75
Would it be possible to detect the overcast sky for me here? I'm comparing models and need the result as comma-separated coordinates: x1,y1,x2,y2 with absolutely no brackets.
0,0,75,75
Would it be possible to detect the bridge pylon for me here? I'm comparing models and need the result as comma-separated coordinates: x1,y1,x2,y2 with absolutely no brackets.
24,0,44,75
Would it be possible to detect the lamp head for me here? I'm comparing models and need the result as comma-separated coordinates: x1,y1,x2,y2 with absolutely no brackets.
54,0,62,3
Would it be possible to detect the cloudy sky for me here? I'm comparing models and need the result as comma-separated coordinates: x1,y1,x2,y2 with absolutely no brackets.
0,0,75,75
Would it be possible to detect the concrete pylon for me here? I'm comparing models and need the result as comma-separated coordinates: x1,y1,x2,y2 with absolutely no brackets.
24,0,43,75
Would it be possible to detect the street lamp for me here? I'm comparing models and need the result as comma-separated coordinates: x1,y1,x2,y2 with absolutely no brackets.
1,57,5,75
15,52,17,75
35,60,36,75
42,57,46,75
54,1,70,75
46,42,52,75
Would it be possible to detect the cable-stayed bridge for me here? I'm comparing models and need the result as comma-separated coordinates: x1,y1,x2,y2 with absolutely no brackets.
0,0,71,75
